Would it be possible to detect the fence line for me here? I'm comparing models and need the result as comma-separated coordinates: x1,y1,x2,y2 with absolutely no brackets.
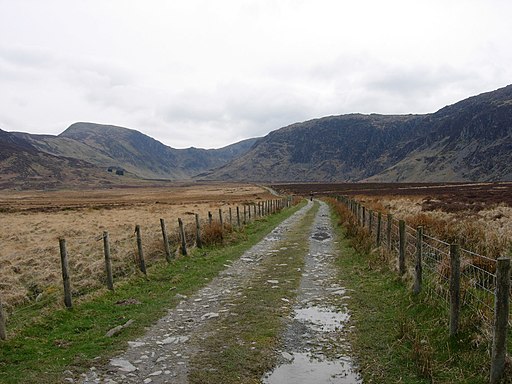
335,195,510,383
0,196,297,342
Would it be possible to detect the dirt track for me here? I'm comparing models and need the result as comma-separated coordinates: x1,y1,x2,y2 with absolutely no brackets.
75,201,359,383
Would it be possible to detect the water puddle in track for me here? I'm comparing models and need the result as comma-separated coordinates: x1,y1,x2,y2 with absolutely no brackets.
263,303,361,384
294,306,349,332
263,352,359,384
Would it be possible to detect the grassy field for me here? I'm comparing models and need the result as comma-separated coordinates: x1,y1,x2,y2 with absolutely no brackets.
0,197,304,384
0,183,275,310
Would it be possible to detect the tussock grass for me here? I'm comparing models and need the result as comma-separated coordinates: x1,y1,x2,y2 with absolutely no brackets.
359,195,512,259
0,185,274,313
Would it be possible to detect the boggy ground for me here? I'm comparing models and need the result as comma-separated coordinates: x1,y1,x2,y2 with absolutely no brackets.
75,201,359,384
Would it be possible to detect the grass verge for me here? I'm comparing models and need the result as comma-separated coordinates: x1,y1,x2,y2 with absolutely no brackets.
328,199,503,384
188,202,320,383
0,201,305,384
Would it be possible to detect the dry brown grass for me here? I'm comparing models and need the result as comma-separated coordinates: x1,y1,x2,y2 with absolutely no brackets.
356,195,512,259
0,183,275,308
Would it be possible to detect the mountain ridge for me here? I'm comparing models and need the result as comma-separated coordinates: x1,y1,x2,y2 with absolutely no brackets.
2,84,512,188
200,84,512,182
12,122,259,181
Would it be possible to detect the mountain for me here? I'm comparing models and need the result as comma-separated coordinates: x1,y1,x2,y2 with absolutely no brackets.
200,85,512,182
0,129,118,189
14,123,259,180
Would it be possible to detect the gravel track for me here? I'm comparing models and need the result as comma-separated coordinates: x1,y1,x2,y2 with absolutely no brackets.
78,201,315,384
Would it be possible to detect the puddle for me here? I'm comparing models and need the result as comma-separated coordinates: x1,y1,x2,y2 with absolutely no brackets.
263,352,361,384
312,231,331,241
294,306,349,332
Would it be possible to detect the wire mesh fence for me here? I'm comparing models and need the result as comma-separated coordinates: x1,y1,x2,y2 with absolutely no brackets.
336,195,511,331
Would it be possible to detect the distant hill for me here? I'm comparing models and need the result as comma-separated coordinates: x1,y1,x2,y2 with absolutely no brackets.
13,123,259,180
200,84,512,182
0,129,118,189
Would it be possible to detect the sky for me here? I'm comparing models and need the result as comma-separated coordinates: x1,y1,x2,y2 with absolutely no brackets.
1,0,511,149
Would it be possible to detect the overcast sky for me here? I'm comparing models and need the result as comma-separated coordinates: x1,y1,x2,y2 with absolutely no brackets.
1,0,511,149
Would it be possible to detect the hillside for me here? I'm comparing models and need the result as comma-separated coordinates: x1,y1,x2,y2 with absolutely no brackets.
200,85,512,182
14,123,259,180
0,129,118,189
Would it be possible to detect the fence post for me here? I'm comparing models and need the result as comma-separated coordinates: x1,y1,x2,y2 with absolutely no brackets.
195,213,202,248
243,205,247,224
59,238,73,308
208,211,213,226
490,257,511,384
376,212,382,246
0,298,6,340
248,204,251,221
178,218,188,256
229,207,233,226
449,244,460,337
369,210,373,234
398,220,406,276
362,206,366,227
413,226,423,295
237,206,241,228
219,208,224,228
160,219,172,263
387,214,393,251
103,231,114,290
135,225,147,275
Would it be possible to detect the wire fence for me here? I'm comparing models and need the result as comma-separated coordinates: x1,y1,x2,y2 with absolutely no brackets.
0,197,296,340
338,195,511,327
336,195,511,382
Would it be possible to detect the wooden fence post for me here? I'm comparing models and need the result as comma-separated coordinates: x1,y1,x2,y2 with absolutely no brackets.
160,219,172,263
195,213,202,248
229,207,233,226
449,244,460,337
490,257,511,384
208,211,212,226
387,214,393,251
369,210,373,234
59,238,72,308
376,212,382,246
362,206,366,227
135,225,147,275
254,204,257,218
219,208,224,228
248,204,251,221
103,231,114,290
413,226,423,295
398,220,406,276
237,206,241,228
0,298,6,340
178,218,187,256
243,205,247,224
